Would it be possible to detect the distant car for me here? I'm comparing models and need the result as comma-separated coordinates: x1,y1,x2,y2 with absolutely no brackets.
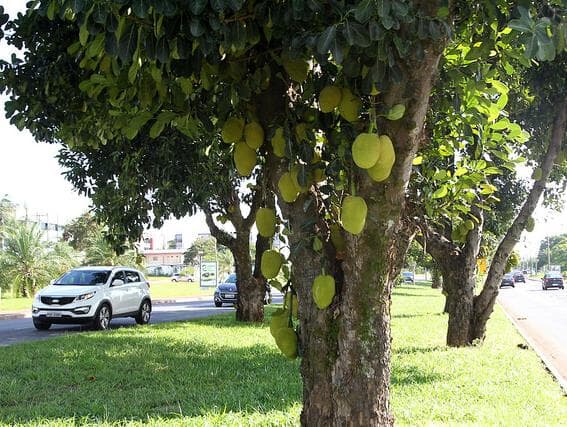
214,273,272,307
542,272,564,290
401,271,414,283
512,271,525,283
500,273,515,288
32,266,152,331
171,273,194,282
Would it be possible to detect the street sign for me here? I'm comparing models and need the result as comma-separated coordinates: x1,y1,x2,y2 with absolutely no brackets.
200,261,217,287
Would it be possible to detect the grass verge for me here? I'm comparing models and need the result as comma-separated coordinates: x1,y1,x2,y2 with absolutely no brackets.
0,283,566,426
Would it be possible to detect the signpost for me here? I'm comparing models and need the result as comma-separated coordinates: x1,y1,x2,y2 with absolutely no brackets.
200,260,218,288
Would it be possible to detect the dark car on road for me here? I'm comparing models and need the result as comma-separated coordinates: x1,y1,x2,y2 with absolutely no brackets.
500,273,515,288
512,271,525,283
214,273,272,307
542,272,564,290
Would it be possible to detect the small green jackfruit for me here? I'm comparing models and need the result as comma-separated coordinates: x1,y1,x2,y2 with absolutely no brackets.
385,104,406,121
222,117,244,143
278,172,300,203
283,57,309,82
233,141,256,176
341,196,367,235
330,224,346,252
244,121,264,149
338,88,361,122
532,167,543,181
319,86,342,113
256,207,276,237
270,308,290,337
271,128,286,157
284,292,299,318
261,249,283,279
274,327,298,359
312,274,335,309
526,217,535,232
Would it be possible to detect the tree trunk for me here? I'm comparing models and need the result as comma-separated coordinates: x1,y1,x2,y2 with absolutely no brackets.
431,265,442,289
234,240,265,322
442,269,475,346
471,95,567,342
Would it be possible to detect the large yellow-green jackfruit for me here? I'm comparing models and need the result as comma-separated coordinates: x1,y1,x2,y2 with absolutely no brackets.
261,249,283,279
312,274,335,309
352,133,381,169
341,196,367,235
270,308,290,337
368,135,395,182
222,117,244,143
319,86,342,113
283,57,309,82
256,207,276,237
233,141,256,176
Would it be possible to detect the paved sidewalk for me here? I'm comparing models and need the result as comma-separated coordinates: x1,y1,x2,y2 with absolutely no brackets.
0,295,213,321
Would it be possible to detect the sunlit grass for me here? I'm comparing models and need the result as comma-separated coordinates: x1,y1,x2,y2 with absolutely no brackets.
0,282,565,425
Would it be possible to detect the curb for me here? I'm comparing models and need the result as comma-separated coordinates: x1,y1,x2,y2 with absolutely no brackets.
498,300,567,396
0,311,29,320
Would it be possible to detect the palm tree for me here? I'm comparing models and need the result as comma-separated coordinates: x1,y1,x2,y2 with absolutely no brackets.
83,229,141,268
0,220,55,297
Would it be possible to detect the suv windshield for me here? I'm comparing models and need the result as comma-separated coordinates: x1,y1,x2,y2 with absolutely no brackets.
225,274,237,283
55,270,111,286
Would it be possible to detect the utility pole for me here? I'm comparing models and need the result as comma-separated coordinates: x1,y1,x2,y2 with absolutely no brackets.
547,235,551,272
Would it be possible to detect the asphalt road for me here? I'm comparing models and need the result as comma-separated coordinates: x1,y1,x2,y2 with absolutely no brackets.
0,296,282,347
497,277,567,389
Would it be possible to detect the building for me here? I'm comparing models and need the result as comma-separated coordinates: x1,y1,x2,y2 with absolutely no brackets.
141,249,185,266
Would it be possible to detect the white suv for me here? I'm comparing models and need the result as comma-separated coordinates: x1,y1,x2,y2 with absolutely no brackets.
32,266,152,331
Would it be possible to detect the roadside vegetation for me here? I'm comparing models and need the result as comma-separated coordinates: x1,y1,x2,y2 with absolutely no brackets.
1,282,565,426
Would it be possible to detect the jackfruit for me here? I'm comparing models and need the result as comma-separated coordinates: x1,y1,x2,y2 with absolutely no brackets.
233,141,256,176
330,224,346,252
368,135,395,182
385,104,405,121
256,207,276,238
222,117,244,143
312,274,335,309
338,88,361,122
261,249,282,279
341,196,367,235
278,172,300,203
526,217,535,232
283,56,309,82
284,292,299,317
274,327,298,359
271,128,286,157
270,308,289,337
532,167,543,181
352,133,381,169
319,86,342,113
290,165,309,193
295,123,308,142
244,121,264,149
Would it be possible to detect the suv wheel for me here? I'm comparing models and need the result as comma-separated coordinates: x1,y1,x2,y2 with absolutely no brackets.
93,303,112,330
215,301,222,307
135,300,152,325
33,318,51,330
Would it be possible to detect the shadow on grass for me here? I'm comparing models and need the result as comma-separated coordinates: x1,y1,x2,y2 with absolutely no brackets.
394,345,446,355
391,364,444,386
392,312,444,319
393,292,440,298
0,319,301,424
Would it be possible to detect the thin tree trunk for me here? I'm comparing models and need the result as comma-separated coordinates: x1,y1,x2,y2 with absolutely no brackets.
471,95,567,342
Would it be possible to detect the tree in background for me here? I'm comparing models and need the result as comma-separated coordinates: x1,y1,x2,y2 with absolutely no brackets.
537,233,567,272
61,211,99,251
184,236,234,276
0,219,78,296
83,228,140,267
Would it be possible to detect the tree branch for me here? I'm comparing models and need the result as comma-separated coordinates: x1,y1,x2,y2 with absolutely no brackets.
203,208,235,250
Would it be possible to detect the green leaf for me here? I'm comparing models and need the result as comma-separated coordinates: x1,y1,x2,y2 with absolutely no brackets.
132,0,150,18
412,156,423,165
354,0,373,24
432,185,448,199
343,21,371,48
86,33,105,58
149,119,166,139
376,0,391,18
118,24,137,63
79,21,89,46
189,0,208,15
317,25,336,54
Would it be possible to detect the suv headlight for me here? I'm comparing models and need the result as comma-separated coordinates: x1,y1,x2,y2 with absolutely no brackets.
33,293,41,302
75,291,96,301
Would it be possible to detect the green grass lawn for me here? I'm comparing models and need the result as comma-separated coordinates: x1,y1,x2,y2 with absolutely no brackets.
0,279,213,314
0,282,566,426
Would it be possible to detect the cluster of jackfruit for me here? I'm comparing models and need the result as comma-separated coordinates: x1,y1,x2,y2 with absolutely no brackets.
222,117,265,177
318,85,361,123
352,133,396,182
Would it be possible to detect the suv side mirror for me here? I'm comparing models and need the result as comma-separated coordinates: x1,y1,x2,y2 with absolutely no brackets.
111,279,124,287
50,279,56,285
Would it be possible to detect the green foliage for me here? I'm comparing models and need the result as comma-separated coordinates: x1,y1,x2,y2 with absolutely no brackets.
83,229,140,268
537,233,567,271
61,211,100,251
0,219,79,296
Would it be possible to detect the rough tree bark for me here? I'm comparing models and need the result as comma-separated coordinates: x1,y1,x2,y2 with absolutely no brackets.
271,46,443,425
471,95,567,341
419,211,483,347
431,265,442,289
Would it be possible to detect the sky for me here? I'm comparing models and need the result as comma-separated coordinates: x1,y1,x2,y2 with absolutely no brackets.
0,1,565,257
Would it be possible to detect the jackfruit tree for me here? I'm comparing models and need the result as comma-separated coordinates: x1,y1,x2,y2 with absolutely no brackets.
2,0,566,424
